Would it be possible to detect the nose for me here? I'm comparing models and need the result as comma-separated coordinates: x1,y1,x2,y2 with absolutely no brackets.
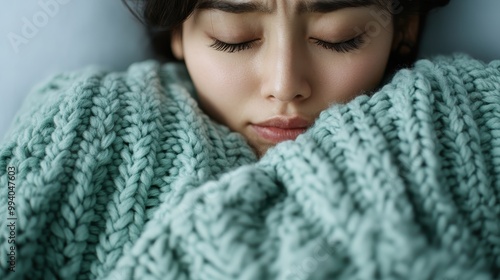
260,38,312,102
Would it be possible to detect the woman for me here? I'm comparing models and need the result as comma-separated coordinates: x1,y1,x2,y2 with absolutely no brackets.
128,0,449,156
1,0,499,279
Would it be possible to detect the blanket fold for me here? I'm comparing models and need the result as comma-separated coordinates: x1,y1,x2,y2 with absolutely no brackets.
1,54,499,279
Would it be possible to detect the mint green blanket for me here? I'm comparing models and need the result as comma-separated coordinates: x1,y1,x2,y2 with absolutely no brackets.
1,54,499,279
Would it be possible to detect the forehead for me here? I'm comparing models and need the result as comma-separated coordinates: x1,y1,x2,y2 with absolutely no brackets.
196,0,383,14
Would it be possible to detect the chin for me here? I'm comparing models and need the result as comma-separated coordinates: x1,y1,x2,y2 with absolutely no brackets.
255,147,268,158
245,139,270,158
241,129,276,158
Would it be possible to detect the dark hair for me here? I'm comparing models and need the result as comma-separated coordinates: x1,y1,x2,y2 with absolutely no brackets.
123,0,450,73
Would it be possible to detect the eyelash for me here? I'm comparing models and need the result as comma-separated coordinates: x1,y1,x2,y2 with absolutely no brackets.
209,33,366,54
209,39,257,53
313,34,366,53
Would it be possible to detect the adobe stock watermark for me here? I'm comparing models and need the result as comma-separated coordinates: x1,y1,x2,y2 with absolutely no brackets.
285,239,341,280
7,0,73,54
344,0,405,62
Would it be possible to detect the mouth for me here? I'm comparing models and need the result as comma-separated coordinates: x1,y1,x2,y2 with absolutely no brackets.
251,116,312,143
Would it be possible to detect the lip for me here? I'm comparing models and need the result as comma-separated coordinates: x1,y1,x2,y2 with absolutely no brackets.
251,116,312,143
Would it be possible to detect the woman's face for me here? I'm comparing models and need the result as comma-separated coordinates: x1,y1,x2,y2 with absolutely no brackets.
172,0,395,157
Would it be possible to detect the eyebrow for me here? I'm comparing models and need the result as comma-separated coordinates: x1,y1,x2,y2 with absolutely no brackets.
299,0,377,13
196,0,378,14
197,0,272,13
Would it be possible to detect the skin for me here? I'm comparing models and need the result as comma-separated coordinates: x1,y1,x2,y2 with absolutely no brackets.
171,0,397,157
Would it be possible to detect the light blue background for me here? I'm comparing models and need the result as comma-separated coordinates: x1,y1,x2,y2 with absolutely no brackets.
0,0,153,142
1,0,499,142
419,0,500,61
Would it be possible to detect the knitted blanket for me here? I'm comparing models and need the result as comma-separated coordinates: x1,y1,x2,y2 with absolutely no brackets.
1,54,499,280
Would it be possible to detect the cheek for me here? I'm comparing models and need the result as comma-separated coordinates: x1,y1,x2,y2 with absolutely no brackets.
342,54,388,91
182,38,255,125
317,35,392,103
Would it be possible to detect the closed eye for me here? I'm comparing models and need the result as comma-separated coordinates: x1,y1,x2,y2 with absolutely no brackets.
313,33,366,53
209,39,258,53
209,33,366,54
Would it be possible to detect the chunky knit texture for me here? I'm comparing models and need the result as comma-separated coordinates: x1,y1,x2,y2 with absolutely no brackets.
1,54,500,280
